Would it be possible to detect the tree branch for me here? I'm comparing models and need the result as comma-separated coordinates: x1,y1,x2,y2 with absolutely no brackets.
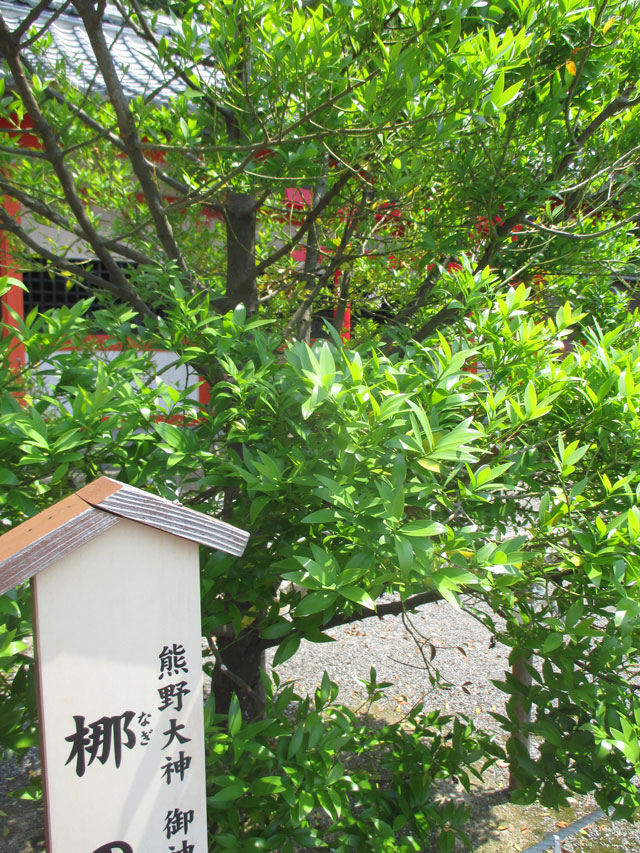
522,211,640,240
555,88,640,179
474,89,640,274
0,206,134,298
261,590,442,650
283,276,327,339
296,159,329,340
0,13,154,317
207,636,261,703
243,170,352,292
72,0,191,280
563,0,609,143
0,177,158,267
113,0,238,123
39,80,220,204
411,304,461,344
12,0,71,45
394,257,456,325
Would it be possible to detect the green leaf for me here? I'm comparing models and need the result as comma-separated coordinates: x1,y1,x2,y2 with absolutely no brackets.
338,585,376,611
496,79,523,108
249,775,287,795
0,276,26,298
208,782,246,806
154,421,188,451
272,635,300,667
227,694,242,736
288,724,305,758
398,520,445,537
294,591,338,617
250,495,271,524
448,15,461,49
489,72,505,107
261,619,293,640
542,633,563,654
0,596,20,618
0,468,18,486
302,508,340,524
395,535,414,573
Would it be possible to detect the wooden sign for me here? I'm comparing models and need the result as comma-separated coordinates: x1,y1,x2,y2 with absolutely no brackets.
0,478,250,853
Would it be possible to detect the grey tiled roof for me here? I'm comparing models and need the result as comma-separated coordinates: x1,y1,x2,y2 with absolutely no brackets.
0,0,218,102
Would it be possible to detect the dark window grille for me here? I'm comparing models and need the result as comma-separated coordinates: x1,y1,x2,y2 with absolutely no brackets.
22,259,136,314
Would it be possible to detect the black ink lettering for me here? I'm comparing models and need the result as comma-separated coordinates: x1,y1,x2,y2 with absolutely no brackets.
158,681,190,712
137,712,152,727
164,808,194,838
91,843,133,853
162,718,191,749
159,644,188,680
168,842,194,853
140,729,153,745
161,751,192,785
65,712,136,777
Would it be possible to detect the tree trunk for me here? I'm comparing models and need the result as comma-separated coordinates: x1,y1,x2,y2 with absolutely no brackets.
508,654,533,792
211,631,266,720
223,191,258,315
215,188,261,719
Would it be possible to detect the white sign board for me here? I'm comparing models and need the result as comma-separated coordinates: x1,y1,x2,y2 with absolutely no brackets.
33,519,207,853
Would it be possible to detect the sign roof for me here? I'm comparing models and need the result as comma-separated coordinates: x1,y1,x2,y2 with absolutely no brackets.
0,476,249,595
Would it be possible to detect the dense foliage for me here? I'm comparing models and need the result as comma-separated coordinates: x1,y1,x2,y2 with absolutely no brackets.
1,0,640,847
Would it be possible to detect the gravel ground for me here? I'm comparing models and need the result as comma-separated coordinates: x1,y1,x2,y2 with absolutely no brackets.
0,749,45,851
2,597,640,851
266,597,510,727
266,597,640,852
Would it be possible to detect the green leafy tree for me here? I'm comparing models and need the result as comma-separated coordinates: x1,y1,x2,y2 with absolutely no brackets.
1,0,640,846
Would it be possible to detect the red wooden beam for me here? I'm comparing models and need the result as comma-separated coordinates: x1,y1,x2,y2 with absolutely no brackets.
0,196,25,371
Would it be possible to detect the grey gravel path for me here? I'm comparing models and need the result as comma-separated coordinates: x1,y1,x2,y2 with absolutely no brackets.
266,597,512,729
267,597,640,852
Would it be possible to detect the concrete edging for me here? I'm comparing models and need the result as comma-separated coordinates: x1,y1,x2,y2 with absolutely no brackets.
522,808,607,852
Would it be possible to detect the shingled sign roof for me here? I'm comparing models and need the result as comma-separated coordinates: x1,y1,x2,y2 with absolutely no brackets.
0,0,219,102
0,476,250,596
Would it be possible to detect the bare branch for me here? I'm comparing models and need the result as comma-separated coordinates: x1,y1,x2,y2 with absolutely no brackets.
474,89,640,273
0,206,134,299
71,0,190,279
521,211,640,241
12,0,71,44
0,177,157,267
245,170,352,290
261,590,442,650
0,13,154,317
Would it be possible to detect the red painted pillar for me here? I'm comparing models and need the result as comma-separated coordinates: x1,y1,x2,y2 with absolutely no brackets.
333,269,351,341
0,197,25,371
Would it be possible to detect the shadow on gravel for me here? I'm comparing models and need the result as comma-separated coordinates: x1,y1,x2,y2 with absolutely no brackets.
0,758,45,853
428,777,511,851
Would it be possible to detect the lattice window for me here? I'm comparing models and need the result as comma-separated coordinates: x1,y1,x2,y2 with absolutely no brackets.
22,259,136,314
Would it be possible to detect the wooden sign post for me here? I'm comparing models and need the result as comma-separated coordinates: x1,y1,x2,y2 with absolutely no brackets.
0,477,250,853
